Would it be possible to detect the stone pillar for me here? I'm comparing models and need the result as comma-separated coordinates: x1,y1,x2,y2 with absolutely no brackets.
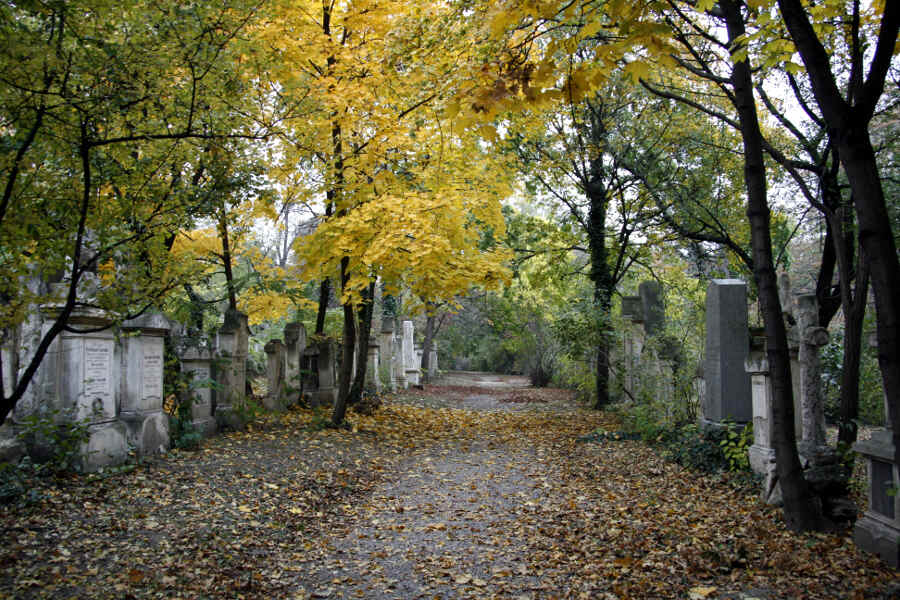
178,343,216,436
283,322,307,407
264,339,286,411
29,303,127,471
365,343,381,394
214,309,249,429
621,296,643,399
853,332,900,566
414,343,424,383
392,332,406,390
380,318,396,392
315,338,337,407
428,349,438,378
745,333,779,504
702,279,752,427
119,313,170,457
854,430,900,567
402,320,418,387
794,293,829,449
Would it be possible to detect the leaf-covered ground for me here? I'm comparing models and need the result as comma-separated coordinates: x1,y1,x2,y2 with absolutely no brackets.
0,372,896,599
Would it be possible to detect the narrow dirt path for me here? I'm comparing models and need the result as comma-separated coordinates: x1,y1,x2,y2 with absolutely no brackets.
293,372,575,598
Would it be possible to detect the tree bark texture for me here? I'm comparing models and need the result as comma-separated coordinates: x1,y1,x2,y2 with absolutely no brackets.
585,108,613,409
331,256,355,426
776,0,900,454
348,281,376,407
721,0,825,531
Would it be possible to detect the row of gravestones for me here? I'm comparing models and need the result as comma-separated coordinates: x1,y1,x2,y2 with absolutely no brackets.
260,317,438,410
0,293,441,472
619,278,899,567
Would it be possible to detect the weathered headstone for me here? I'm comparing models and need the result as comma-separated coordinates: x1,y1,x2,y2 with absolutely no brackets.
380,318,396,391
414,343,424,380
214,309,249,429
283,322,307,407
365,343,381,394
177,342,216,436
702,279,752,427
428,349,438,378
853,331,900,567
30,301,128,471
402,320,418,387
745,333,780,504
119,313,170,457
264,339,286,411
621,296,644,399
315,338,337,407
392,332,406,390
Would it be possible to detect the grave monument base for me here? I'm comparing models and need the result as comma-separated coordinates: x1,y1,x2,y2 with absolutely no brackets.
853,429,900,567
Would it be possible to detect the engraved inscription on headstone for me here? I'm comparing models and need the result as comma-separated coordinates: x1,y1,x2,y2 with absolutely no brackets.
83,339,113,420
189,365,211,405
141,342,164,402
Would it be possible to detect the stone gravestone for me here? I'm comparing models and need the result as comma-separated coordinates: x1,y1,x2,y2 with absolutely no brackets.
620,296,643,398
283,322,307,407
402,320,419,387
30,298,128,471
365,343,381,394
177,341,216,437
853,331,900,566
380,317,396,392
745,332,779,504
119,313,170,457
428,349,438,378
702,279,752,427
315,338,337,407
214,309,249,429
392,330,406,390
263,339,286,411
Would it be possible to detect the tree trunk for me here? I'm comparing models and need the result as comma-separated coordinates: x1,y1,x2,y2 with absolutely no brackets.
721,0,824,531
837,128,900,444
315,278,331,336
348,281,376,406
331,256,355,426
838,246,870,446
586,153,612,409
217,211,238,312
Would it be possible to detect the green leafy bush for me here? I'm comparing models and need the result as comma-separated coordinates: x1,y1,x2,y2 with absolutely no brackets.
0,410,92,504
16,410,91,475
720,422,753,472
168,396,202,451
